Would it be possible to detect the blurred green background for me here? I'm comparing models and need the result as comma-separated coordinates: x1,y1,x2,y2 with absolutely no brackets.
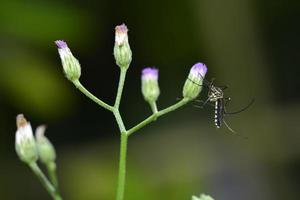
1,0,300,199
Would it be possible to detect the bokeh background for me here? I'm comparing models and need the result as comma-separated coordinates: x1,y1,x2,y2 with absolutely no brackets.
1,0,300,199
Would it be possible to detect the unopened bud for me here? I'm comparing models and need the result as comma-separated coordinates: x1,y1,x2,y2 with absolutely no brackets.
141,67,160,104
15,114,38,164
114,24,132,69
55,40,81,81
192,194,214,200
183,62,207,100
36,126,56,165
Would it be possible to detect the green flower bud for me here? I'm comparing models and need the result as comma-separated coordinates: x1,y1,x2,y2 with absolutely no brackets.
36,126,56,165
183,62,207,100
192,194,214,200
15,114,38,164
114,24,132,69
141,67,160,104
55,40,81,81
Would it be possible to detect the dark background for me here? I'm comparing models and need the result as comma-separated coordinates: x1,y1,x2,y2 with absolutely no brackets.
0,0,300,199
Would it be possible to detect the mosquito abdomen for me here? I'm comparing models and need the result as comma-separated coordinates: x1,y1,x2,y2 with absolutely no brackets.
214,99,223,128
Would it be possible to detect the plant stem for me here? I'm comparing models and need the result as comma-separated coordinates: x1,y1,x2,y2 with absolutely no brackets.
116,133,128,200
150,102,158,114
47,162,59,190
114,109,126,132
157,98,189,117
113,68,128,132
72,72,190,200
114,69,127,109
29,162,62,200
113,68,128,200
73,80,114,112
127,98,189,136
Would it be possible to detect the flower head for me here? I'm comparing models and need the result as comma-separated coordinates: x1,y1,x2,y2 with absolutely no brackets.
182,62,208,100
141,67,160,104
192,194,214,200
15,114,38,164
114,23,132,69
55,40,68,49
190,63,207,80
115,24,129,46
36,126,56,165
55,40,81,81
142,68,159,81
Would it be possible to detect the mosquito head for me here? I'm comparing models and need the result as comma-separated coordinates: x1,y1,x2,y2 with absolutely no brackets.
208,85,224,102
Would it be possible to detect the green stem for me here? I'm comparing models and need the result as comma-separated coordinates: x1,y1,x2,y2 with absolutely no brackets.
127,98,189,136
150,102,158,114
29,162,62,200
114,109,126,132
116,133,128,200
114,69,127,109
73,80,114,112
112,68,128,200
113,68,128,132
47,162,59,190
157,98,189,117
71,71,190,200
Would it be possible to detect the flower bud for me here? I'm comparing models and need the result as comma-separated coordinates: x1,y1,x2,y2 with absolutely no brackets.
182,62,207,100
192,194,214,200
15,114,38,164
55,40,81,81
113,24,132,69
36,126,56,165
141,67,160,104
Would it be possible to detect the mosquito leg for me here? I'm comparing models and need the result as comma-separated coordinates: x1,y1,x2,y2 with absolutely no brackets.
220,85,228,90
225,98,255,115
222,119,236,134
222,98,231,114
194,99,214,108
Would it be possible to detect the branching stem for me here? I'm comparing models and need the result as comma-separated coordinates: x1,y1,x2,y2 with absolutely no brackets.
73,68,190,200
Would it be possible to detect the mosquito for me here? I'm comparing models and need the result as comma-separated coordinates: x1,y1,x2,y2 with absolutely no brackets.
190,75,254,133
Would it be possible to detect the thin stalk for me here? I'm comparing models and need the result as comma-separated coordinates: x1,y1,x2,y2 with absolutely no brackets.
29,162,62,200
127,98,189,136
157,98,189,117
116,133,128,200
114,109,126,132
114,69,127,109
150,102,158,114
73,80,114,112
47,162,59,190
113,68,128,200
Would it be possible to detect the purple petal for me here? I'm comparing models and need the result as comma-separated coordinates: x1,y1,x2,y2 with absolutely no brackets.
55,40,68,49
191,62,207,77
115,23,128,33
142,67,159,79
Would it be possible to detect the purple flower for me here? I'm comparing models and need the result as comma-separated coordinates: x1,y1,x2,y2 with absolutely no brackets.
116,23,128,33
55,40,68,49
54,40,81,81
190,62,207,79
114,23,132,68
142,67,159,81
182,62,208,100
15,114,38,163
141,67,160,104
115,23,128,46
